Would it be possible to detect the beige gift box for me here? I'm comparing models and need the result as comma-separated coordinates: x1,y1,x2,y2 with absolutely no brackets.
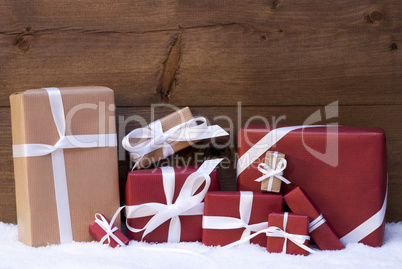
129,107,196,169
126,107,229,169
261,151,286,193
10,86,120,247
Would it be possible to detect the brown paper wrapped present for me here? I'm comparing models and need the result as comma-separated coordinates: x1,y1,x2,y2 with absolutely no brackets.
255,151,290,193
123,107,228,169
10,86,120,246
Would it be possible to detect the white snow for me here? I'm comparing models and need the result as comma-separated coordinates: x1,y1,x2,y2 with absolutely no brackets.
1,221,402,269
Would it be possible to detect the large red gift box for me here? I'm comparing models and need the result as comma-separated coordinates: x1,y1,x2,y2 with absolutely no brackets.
125,160,221,243
237,125,387,247
202,191,283,247
267,213,310,256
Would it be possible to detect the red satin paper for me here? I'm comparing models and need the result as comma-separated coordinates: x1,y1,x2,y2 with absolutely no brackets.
267,213,310,256
237,125,387,247
284,187,344,250
125,165,219,243
89,215,129,248
202,192,283,247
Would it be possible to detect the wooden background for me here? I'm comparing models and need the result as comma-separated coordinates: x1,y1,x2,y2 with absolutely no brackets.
0,0,401,223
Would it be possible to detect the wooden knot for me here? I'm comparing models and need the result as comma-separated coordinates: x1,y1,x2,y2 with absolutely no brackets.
13,26,33,53
367,10,384,24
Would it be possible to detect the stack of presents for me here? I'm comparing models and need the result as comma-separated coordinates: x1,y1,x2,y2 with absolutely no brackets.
10,87,387,255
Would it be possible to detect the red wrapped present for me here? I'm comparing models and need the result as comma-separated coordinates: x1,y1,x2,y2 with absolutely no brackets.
284,187,344,250
89,210,129,248
202,191,283,247
267,212,311,255
125,159,222,243
237,125,387,247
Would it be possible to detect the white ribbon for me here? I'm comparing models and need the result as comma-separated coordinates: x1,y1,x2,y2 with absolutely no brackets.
126,158,223,242
309,214,326,233
94,206,126,247
255,152,290,191
202,191,268,245
12,87,118,244
122,116,228,169
236,125,387,245
223,212,315,254
340,180,388,244
237,125,326,177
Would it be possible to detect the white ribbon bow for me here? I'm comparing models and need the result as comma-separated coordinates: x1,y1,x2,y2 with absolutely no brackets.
126,158,223,242
202,192,268,245
222,212,316,254
12,87,117,244
94,206,126,247
255,152,291,191
122,116,228,169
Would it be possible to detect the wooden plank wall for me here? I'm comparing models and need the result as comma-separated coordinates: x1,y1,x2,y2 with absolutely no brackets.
0,1,401,223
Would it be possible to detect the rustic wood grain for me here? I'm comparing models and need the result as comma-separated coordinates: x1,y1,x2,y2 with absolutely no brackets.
1,105,401,223
0,1,401,106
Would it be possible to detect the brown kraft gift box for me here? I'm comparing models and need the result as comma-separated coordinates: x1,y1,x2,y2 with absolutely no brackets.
129,107,195,169
260,151,286,193
10,86,120,247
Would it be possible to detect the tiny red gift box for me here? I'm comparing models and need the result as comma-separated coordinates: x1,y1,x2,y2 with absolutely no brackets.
237,125,387,247
89,214,129,248
202,191,283,247
267,213,310,256
126,164,219,243
284,187,344,250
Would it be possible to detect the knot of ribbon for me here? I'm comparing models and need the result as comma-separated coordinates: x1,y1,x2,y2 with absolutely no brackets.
12,87,117,244
255,152,290,191
126,158,223,242
202,191,268,245
122,116,228,169
94,206,126,247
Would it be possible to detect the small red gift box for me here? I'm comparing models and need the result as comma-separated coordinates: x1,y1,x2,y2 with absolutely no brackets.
202,191,283,247
284,187,344,250
237,125,387,247
267,213,310,256
89,214,129,248
125,159,221,243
